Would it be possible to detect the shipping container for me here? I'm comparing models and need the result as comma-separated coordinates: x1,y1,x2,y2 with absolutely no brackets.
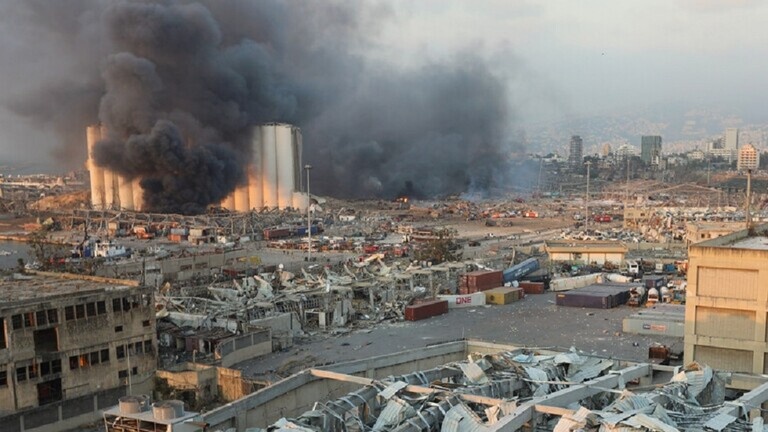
484,287,523,305
502,258,539,284
556,284,634,309
643,275,666,289
556,291,613,309
518,281,545,295
263,228,291,240
405,299,448,321
438,292,486,308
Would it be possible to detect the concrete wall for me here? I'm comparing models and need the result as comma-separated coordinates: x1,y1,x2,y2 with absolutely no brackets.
96,249,251,282
203,340,467,431
0,380,152,432
217,330,272,368
685,226,768,374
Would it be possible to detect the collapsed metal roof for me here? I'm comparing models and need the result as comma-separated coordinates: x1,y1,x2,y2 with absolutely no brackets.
252,348,768,432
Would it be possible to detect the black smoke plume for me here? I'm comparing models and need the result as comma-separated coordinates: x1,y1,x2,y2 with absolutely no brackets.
2,0,520,213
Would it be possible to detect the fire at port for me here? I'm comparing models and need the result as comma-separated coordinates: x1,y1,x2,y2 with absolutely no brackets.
86,122,306,213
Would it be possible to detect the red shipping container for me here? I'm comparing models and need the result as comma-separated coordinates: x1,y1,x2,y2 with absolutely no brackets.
518,281,545,295
405,299,448,321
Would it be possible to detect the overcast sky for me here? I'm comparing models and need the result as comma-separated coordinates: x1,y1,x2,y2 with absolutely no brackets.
372,0,768,123
0,0,766,172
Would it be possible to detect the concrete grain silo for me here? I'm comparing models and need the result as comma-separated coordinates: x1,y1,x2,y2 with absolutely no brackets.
275,124,295,208
260,125,279,208
86,126,106,210
117,175,134,210
132,178,144,211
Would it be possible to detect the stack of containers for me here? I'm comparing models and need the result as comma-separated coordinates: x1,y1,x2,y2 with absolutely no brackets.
458,270,503,294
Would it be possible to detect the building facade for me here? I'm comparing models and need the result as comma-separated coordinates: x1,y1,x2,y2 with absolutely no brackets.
568,135,583,171
640,135,662,166
0,273,156,432
737,143,760,171
725,127,740,150
685,225,768,374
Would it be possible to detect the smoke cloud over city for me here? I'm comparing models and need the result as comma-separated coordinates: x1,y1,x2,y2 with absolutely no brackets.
2,0,519,213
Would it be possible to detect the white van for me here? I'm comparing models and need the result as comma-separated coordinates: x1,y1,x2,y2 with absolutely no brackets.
626,260,640,275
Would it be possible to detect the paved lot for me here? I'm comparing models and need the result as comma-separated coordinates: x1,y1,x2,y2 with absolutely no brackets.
239,291,682,381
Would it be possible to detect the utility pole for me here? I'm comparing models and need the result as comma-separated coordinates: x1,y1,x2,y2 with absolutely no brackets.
304,164,313,262
585,160,591,227
746,169,752,230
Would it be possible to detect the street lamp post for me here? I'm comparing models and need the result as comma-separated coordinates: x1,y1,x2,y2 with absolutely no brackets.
304,164,312,262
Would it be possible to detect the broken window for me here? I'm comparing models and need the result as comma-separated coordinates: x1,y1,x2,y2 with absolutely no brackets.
11,314,22,330
118,369,128,380
64,306,75,321
47,309,58,324
97,301,106,315
69,356,78,370
33,328,58,353
134,342,143,354
23,312,35,328
27,363,40,379
122,297,132,312
131,367,138,376
0,370,6,386
116,345,125,359
37,378,62,405
16,366,25,382
40,362,50,376
144,340,153,354
79,354,89,368
112,298,121,313
86,302,96,317
142,319,150,327
75,304,85,320
90,351,100,365
35,310,47,327
100,349,109,363
114,325,123,333
51,360,61,374
0,318,6,349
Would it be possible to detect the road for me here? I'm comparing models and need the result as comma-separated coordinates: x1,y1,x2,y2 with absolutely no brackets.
237,290,681,382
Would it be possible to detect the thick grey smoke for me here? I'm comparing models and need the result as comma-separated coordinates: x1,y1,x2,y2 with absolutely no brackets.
2,0,520,213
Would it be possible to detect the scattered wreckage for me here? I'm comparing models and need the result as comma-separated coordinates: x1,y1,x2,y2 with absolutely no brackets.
246,347,765,432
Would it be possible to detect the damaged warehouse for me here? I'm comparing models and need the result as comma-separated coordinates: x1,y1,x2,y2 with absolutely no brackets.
201,341,768,431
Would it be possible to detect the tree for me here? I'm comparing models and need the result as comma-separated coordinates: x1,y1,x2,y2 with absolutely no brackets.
27,231,68,271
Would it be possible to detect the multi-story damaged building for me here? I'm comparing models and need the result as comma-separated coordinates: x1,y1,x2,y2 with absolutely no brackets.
0,272,156,432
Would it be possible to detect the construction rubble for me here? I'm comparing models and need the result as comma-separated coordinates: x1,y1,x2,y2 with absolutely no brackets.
244,347,768,432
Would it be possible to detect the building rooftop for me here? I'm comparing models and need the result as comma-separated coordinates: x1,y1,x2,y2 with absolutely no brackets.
0,271,140,305
545,240,628,253
728,235,768,250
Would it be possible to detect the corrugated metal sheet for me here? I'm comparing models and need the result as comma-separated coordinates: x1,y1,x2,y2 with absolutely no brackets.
523,366,550,396
567,358,613,383
372,397,415,431
702,413,737,431
459,362,489,384
378,381,408,400
553,406,595,432
621,413,680,432
441,403,487,432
